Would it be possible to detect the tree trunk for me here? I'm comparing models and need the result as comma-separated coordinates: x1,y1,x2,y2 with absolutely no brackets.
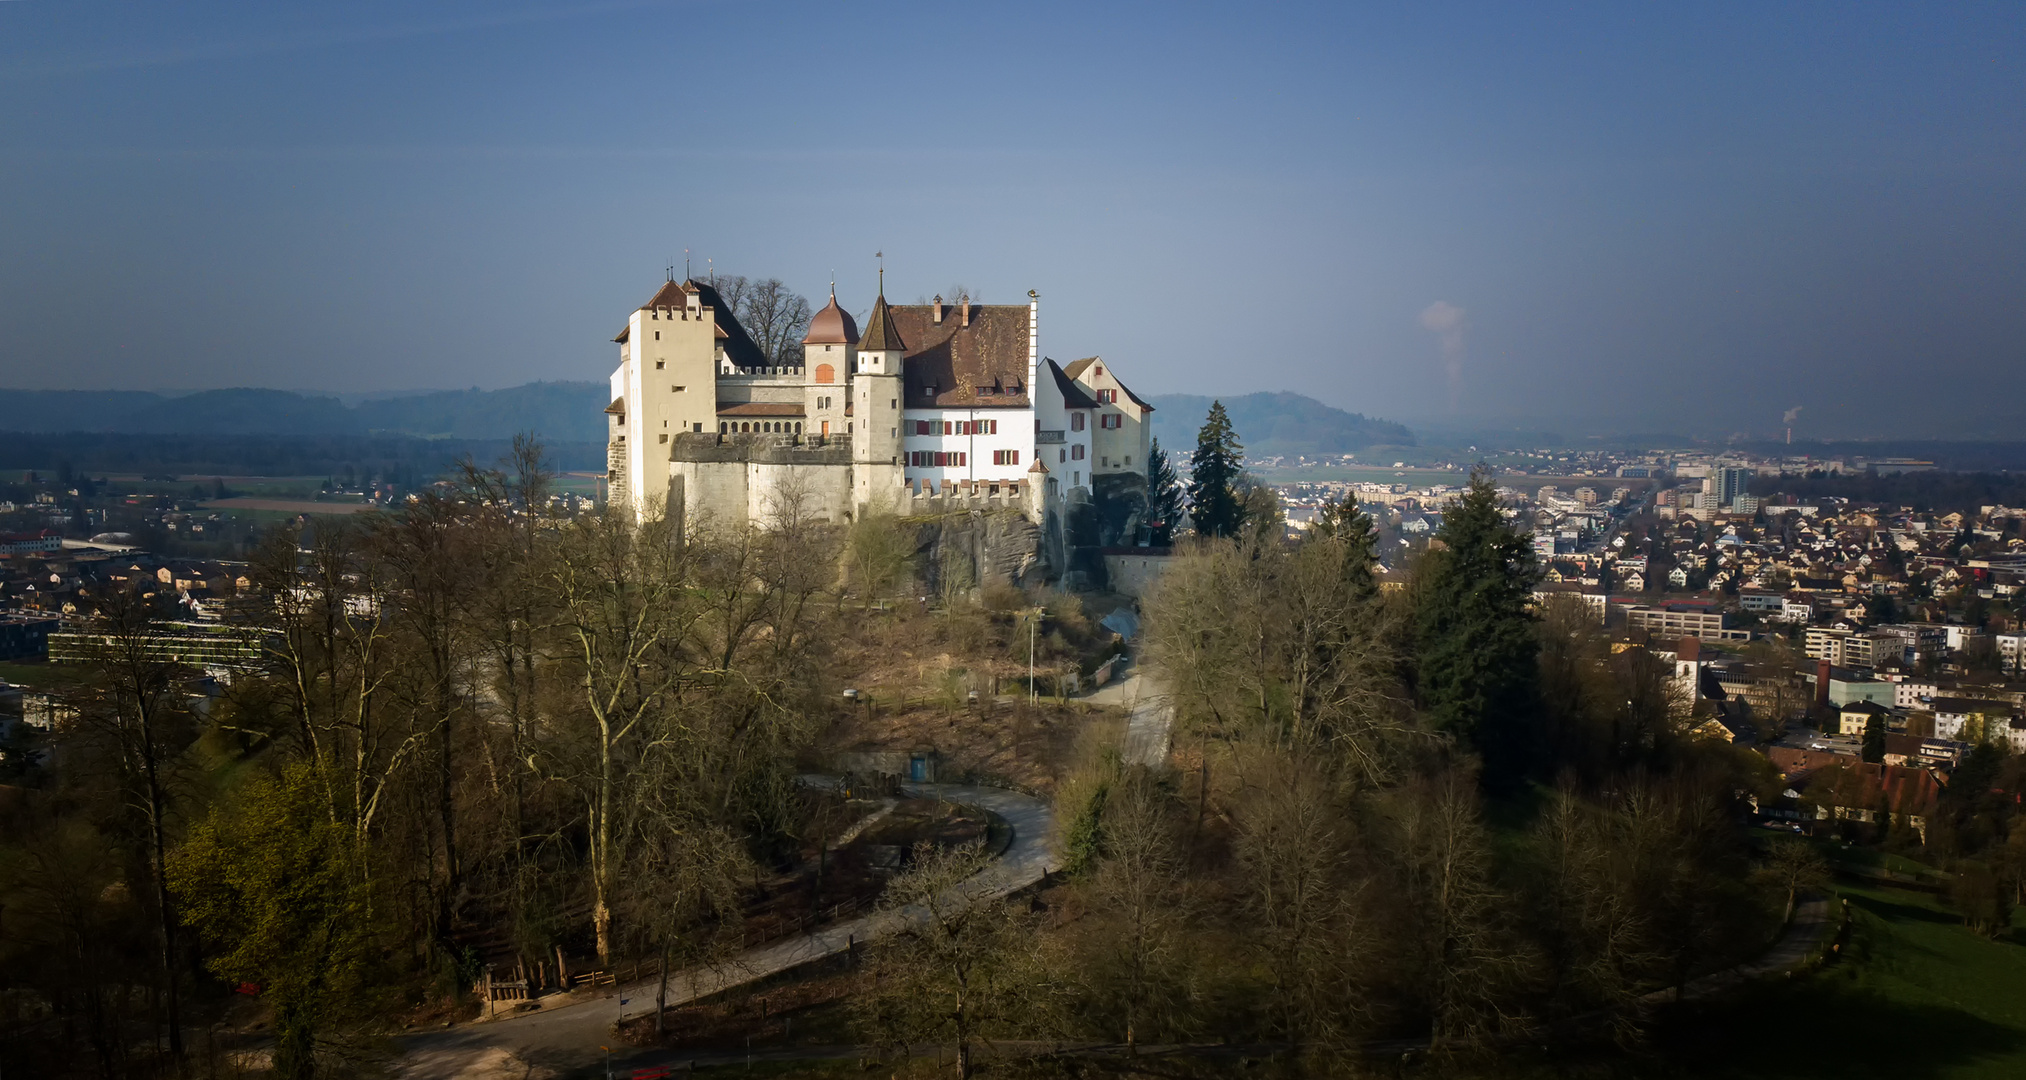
656,939,672,1041
139,711,184,1066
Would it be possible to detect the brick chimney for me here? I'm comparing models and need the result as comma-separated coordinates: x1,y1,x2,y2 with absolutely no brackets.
932,295,944,324
1815,658,1832,710
960,298,971,328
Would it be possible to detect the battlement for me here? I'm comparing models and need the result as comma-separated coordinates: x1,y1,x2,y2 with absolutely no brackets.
899,477,1043,523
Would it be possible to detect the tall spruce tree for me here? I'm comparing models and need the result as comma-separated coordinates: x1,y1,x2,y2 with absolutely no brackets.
1413,469,1541,787
1146,437,1184,545
1187,401,1246,539
1311,496,1379,600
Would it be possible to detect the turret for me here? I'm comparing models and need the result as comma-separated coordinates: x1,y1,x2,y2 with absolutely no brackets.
802,288,858,440
852,278,907,514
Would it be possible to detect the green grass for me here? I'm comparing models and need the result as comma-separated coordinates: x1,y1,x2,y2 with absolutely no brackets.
1648,879,2026,1079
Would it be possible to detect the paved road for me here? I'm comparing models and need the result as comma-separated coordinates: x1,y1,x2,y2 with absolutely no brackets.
1100,673,1174,769
1643,895,1832,1004
394,782,1055,1079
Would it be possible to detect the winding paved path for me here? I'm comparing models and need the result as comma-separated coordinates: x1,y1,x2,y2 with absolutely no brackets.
394,782,1054,1079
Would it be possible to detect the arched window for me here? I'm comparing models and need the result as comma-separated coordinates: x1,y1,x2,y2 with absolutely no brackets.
815,363,835,384
719,422,727,434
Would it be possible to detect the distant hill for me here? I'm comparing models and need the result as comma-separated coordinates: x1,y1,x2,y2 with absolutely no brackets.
1147,392,1415,458
0,382,609,443
0,383,1410,461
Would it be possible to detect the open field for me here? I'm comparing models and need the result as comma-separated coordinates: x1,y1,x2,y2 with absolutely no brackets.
1645,877,2026,1080
199,496,379,514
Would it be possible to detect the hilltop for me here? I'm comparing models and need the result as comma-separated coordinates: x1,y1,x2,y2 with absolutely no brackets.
1147,391,1415,458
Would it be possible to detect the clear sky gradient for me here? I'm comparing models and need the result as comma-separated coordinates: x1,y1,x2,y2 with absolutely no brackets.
3,1,2021,439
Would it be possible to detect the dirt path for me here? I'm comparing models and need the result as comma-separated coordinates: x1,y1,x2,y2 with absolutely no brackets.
393,782,1055,1079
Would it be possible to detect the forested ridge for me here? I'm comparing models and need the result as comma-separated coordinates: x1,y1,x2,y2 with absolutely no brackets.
0,429,1870,1080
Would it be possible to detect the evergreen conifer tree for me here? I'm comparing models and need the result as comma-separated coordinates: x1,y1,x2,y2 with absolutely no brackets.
1187,401,1246,539
1146,437,1184,545
1413,470,1541,787
1311,496,1379,600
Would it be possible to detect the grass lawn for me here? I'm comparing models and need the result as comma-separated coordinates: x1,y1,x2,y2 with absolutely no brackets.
1647,878,2026,1080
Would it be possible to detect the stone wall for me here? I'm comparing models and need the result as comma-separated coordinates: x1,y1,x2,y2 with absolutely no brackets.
1103,549,1174,599
669,432,853,532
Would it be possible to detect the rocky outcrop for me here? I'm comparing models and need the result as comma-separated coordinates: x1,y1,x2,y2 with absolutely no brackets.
905,510,1046,594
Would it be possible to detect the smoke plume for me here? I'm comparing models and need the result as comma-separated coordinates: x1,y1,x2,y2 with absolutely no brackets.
1782,405,1803,425
1419,301,1468,411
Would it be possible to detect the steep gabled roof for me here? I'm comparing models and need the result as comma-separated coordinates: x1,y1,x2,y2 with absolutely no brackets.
684,279,767,369
1062,355,1155,413
888,303,1031,409
1047,357,1100,410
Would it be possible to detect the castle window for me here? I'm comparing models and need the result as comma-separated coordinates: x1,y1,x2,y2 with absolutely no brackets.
720,422,727,433
1124,455,1131,465
1072,444,1084,461
1071,413,1086,432
816,363,835,384
655,331,661,340
656,360,665,369
659,434,668,444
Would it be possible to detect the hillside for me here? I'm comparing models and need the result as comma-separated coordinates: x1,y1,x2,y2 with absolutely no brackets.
1148,391,1415,458
0,382,608,443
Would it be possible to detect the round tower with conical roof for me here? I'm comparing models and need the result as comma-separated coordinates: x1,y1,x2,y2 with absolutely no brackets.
852,276,907,514
801,287,858,440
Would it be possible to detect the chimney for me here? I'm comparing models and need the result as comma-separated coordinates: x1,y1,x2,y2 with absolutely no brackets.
960,298,971,328
933,295,944,325
1815,658,1832,710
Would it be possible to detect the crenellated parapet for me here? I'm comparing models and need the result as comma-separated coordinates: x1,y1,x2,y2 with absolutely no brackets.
898,477,1043,524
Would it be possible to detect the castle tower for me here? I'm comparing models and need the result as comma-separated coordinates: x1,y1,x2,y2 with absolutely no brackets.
852,278,907,514
801,288,859,441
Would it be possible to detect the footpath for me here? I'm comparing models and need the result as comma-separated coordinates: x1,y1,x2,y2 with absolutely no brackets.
394,782,1055,1079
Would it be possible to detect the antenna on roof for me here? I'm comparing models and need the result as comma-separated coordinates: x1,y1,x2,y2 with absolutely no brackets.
684,249,691,280
875,251,884,295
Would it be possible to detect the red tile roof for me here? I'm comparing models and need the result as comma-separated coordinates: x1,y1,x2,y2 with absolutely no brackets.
887,303,1032,409
716,402,806,418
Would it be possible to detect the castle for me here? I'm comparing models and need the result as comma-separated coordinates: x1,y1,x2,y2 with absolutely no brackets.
604,275,1155,573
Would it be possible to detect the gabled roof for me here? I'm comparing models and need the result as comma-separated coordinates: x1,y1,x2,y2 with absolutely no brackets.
1047,357,1100,410
889,303,1032,409
609,278,768,368
1061,356,1154,413
684,279,767,369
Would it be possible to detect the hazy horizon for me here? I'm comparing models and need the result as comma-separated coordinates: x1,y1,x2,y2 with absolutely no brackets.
4,2,2021,441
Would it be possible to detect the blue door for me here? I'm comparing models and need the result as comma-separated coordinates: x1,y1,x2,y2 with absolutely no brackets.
909,756,928,783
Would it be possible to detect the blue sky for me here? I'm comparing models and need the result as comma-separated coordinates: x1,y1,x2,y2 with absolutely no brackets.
2,1,2021,438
